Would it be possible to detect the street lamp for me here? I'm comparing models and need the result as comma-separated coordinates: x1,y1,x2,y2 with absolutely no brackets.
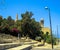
45,6,53,49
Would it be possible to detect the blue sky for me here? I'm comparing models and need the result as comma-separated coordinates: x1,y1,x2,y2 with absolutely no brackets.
0,0,60,37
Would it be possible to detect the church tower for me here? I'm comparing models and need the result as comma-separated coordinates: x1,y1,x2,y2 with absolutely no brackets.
40,18,44,27
15,13,18,22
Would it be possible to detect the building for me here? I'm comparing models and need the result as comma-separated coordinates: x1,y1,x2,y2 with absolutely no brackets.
41,27,50,34
40,18,50,35
40,18,44,27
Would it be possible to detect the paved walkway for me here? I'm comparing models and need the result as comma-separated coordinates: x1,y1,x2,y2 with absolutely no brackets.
31,46,60,50
31,43,60,50
0,38,60,50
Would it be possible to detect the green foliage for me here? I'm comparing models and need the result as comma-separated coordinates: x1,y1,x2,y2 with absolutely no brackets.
46,35,51,44
40,32,57,45
7,16,12,21
46,35,57,45
43,32,57,45
21,11,41,39
0,11,42,40
0,15,3,26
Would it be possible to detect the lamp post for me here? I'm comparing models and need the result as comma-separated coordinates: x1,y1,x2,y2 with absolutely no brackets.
45,6,53,49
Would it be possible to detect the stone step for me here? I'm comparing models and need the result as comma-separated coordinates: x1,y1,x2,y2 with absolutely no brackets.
0,43,21,50
7,45,32,50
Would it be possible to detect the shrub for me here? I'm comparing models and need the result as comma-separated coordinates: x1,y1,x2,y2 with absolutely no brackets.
11,28,19,36
46,35,51,44
46,35,57,45
35,36,41,42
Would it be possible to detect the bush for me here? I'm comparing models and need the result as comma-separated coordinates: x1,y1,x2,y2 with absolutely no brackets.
46,36,51,44
46,35,57,45
35,36,41,42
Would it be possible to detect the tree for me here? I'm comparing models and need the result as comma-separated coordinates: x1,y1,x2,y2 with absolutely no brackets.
0,15,3,26
21,11,33,37
1,24,10,34
7,16,14,26
7,16,12,21
21,11,41,39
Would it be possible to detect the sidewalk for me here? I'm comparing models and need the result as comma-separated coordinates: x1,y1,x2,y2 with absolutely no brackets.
32,43,60,50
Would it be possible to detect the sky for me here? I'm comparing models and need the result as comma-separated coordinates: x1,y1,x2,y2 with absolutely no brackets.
0,0,60,37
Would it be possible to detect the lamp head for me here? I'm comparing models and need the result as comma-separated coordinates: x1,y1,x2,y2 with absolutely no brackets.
45,6,48,9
